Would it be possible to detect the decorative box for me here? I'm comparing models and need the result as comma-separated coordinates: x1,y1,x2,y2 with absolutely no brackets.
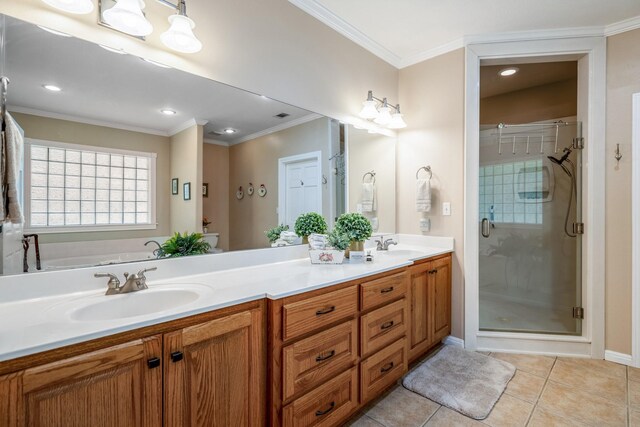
309,249,345,265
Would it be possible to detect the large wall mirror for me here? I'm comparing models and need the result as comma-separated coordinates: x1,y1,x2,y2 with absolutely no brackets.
0,14,396,275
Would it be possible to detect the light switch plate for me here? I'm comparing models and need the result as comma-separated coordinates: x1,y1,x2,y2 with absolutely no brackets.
442,202,451,216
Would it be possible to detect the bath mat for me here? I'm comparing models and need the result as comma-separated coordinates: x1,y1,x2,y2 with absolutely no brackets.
402,345,515,420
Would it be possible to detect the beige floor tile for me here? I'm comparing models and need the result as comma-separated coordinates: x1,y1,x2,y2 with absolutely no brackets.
537,380,627,426
557,357,627,380
490,353,555,378
425,406,484,426
630,409,640,427
345,415,385,426
504,370,546,403
481,394,533,427
527,406,587,427
366,386,440,427
631,366,640,383
630,379,640,410
548,359,627,404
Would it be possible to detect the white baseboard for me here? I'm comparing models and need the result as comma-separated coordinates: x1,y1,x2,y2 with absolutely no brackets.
604,350,634,366
443,336,465,348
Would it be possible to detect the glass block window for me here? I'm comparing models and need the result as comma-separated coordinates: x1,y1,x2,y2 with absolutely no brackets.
25,139,156,231
479,159,544,225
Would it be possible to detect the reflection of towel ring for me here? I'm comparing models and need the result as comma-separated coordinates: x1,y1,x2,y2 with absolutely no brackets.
362,171,376,184
416,166,432,180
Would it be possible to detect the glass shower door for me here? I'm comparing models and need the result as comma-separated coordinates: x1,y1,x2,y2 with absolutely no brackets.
478,122,582,335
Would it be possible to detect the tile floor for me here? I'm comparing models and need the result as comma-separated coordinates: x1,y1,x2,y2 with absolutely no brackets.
347,350,640,427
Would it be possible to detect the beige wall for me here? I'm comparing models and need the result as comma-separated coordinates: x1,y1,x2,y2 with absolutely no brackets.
12,112,171,243
202,143,230,251
397,49,466,339
348,127,396,233
170,125,203,234
228,118,331,251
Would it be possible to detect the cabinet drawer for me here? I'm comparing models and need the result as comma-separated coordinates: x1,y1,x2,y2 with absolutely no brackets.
360,298,407,356
282,366,358,427
360,337,407,403
283,319,358,401
360,272,408,311
283,285,358,341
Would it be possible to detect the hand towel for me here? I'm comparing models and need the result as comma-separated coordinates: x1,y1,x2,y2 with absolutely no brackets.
416,178,431,212
361,182,377,212
308,233,328,250
1,112,24,224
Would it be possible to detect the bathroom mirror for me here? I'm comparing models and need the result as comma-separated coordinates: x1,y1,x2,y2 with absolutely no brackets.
0,14,396,275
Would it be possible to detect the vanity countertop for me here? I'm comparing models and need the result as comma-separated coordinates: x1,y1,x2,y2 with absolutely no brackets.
0,243,452,363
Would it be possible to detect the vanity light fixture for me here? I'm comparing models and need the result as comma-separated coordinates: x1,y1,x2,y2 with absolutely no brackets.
499,67,519,77
102,0,153,37
41,0,94,14
43,84,62,92
160,0,202,53
160,108,177,115
37,25,72,37
358,90,407,129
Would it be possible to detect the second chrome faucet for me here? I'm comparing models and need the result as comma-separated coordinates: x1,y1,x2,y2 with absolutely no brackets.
94,267,157,296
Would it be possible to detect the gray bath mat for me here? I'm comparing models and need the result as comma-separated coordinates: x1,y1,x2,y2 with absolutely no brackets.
402,345,515,420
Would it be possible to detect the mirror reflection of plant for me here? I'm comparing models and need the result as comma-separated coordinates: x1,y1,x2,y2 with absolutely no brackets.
327,229,350,251
294,212,328,238
335,213,373,242
158,232,211,257
265,224,289,243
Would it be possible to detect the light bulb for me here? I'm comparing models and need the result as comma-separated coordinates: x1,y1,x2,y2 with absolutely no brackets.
102,0,153,37
42,0,94,14
359,100,379,119
388,113,407,129
161,14,202,53
374,105,392,126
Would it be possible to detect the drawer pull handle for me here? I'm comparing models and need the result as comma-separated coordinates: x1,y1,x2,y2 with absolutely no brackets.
316,306,336,316
147,357,161,369
315,401,335,417
170,351,184,363
380,286,394,294
380,362,394,373
315,350,336,362
380,320,394,330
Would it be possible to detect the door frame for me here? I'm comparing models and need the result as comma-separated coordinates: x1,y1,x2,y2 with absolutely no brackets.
632,93,640,368
277,151,323,226
464,37,606,358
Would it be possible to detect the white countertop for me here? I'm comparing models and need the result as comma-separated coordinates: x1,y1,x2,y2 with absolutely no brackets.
0,237,453,363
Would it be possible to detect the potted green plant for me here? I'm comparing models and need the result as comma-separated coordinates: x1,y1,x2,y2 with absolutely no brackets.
265,224,289,244
335,213,373,257
158,232,211,257
294,212,328,243
309,228,349,264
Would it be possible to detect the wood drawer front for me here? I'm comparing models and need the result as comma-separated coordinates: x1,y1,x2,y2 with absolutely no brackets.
283,320,358,402
283,286,358,341
282,366,358,427
360,272,408,311
360,337,407,403
360,299,407,357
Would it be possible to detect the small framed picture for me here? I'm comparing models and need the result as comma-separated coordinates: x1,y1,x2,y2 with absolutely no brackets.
202,183,209,198
171,178,179,195
183,182,191,200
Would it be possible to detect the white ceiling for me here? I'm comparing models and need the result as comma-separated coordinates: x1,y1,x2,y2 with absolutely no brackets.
3,15,314,143
290,0,640,68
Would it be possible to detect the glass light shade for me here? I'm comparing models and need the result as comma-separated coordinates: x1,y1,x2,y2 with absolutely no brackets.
160,14,202,53
359,100,379,119
42,0,94,14
102,0,153,37
388,112,407,129
373,106,392,125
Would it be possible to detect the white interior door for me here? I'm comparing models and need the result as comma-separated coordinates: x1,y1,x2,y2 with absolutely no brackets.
283,158,320,229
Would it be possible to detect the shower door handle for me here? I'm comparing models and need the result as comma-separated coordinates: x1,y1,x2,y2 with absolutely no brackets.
481,218,491,238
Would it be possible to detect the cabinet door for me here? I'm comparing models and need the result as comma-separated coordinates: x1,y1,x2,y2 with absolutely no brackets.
164,308,265,427
0,336,162,427
430,256,452,343
408,263,431,361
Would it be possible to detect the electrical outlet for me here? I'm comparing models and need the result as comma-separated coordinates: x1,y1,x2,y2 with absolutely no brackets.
442,202,451,216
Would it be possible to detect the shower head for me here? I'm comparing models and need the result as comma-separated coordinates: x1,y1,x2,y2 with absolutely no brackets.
547,147,572,166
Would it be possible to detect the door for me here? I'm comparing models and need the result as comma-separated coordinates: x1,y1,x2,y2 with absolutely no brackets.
0,336,162,427
430,256,452,342
164,308,265,427
280,153,322,229
408,262,430,361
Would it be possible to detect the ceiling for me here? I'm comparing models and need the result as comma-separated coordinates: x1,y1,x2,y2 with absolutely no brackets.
3,15,314,143
480,61,578,99
291,0,640,68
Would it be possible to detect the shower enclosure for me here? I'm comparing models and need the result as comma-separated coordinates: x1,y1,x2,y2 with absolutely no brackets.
478,121,583,335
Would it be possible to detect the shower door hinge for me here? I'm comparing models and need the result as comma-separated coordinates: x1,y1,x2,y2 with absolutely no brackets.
573,307,585,319
572,137,585,150
573,222,585,235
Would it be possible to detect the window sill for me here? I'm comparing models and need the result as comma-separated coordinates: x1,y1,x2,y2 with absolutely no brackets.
24,224,158,234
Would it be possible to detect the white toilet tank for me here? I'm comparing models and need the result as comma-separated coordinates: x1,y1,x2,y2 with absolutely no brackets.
202,233,219,252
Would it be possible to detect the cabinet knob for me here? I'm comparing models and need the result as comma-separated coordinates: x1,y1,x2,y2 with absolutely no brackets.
380,362,394,373
147,357,161,369
315,401,335,417
170,351,184,363
315,306,336,316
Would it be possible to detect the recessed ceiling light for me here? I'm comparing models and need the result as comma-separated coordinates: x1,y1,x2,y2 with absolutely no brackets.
99,44,126,55
37,25,72,37
499,67,519,77
223,128,236,134
142,58,171,69
43,84,62,92
160,109,177,116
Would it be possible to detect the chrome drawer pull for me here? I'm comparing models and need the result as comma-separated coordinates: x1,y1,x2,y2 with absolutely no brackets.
315,401,335,417
316,306,336,316
380,286,394,294
315,350,336,362
380,362,394,373
380,320,394,330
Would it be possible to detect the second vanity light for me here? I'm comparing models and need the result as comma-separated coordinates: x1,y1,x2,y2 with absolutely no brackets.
359,90,407,129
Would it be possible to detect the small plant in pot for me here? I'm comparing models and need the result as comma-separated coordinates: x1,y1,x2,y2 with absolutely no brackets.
335,213,373,257
265,224,289,244
294,212,328,244
158,232,211,258
308,228,350,264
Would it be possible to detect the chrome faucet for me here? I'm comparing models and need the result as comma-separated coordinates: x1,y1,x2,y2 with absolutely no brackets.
375,237,398,251
94,267,157,295
144,240,163,258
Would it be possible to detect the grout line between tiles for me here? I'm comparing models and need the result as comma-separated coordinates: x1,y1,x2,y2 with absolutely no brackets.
421,405,443,427
524,357,557,427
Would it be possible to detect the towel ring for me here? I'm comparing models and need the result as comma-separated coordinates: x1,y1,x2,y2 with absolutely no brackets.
362,171,376,184
416,166,432,180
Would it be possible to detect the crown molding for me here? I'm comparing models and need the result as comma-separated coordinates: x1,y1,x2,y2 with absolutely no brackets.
230,113,323,146
203,138,230,147
605,14,640,36
168,118,208,137
399,38,465,69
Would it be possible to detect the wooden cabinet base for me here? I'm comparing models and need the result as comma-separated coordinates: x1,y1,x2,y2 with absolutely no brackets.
360,338,408,404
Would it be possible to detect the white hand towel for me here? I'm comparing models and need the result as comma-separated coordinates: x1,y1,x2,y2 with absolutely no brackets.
1,112,24,224
416,178,431,212
361,182,377,213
